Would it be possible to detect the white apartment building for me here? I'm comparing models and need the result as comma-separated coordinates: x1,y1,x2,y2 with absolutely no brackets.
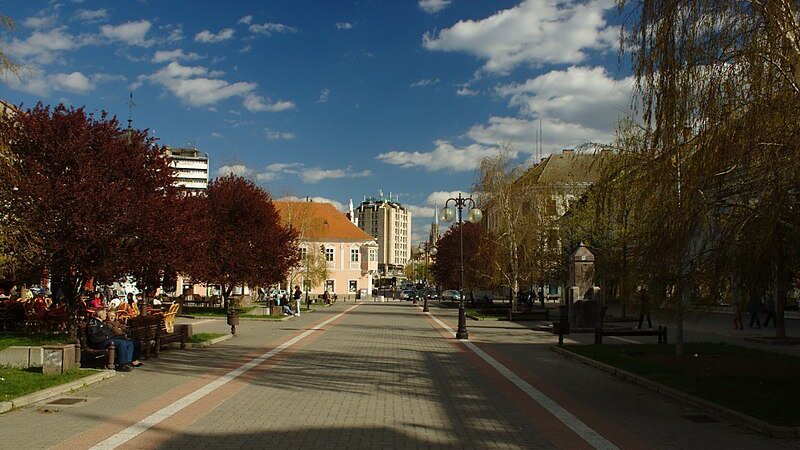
354,192,412,276
164,147,209,193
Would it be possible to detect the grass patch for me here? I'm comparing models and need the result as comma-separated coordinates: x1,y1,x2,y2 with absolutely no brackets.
466,309,506,320
187,333,227,344
179,306,255,317
567,343,800,426
0,367,94,402
0,334,71,351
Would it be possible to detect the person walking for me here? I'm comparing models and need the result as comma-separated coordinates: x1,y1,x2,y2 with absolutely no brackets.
763,296,777,328
323,290,330,305
733,297,745,330
747,292,762,329
636,288,652,330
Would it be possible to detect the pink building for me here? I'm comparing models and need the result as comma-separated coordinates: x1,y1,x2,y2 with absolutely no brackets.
275,201,378,296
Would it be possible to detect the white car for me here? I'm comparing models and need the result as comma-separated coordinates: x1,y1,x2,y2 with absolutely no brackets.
441,290,461,301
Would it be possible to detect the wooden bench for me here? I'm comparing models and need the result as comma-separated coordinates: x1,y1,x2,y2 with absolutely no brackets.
77,322,116,369
128,314,186,358
594,326,667,345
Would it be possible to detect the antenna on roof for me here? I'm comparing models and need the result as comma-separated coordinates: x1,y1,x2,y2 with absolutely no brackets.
127,92,135,130
539,116,543,161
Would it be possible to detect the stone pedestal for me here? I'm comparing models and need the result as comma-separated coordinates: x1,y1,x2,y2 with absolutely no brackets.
42,345,78,374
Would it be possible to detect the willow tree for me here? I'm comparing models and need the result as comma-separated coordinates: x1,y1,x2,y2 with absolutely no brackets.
618,0,800,348
475,149,534,307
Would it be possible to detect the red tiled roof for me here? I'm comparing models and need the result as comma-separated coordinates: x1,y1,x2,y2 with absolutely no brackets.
274,201,375,242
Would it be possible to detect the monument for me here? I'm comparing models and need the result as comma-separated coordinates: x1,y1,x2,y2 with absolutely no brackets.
567,243,603,328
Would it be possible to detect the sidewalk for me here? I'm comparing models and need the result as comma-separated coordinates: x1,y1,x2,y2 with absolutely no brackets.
0,301,796,449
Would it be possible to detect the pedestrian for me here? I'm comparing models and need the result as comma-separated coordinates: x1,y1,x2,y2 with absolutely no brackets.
763,296,777,328
538,289,545,309
733,297,744,330
323,290,330,305
636,288,652,330
747,292,762,329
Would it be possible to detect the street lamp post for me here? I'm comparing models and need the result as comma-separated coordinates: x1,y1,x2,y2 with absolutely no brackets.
418,242,437,313
439,193,482,340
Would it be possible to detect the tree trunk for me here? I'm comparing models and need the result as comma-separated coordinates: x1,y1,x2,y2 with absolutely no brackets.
675,288,685,356
775,265,788,339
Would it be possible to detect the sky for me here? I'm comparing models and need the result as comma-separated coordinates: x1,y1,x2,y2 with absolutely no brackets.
0,0,635,244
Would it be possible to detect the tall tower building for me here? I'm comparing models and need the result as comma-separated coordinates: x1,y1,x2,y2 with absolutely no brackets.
164,146,210,194
355,191,412,276
429,203,440,246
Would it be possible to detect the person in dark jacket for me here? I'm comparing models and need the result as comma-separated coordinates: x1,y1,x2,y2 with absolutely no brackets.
87,308,136,371
747,293,762,329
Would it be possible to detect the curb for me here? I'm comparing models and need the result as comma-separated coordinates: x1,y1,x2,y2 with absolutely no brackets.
184,334,233,348
744,336,800,346
1,369,116,414
551,346,800,439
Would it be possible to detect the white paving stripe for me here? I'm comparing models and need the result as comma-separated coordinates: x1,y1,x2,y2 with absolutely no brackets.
186,319,218,326
425,310,621,450
89,303,362,450
609,336,641,345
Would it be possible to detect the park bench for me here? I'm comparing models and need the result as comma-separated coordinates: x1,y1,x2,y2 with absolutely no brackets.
128,314,187,359
594,326,667,345
508,308,550,321
77,322,116,369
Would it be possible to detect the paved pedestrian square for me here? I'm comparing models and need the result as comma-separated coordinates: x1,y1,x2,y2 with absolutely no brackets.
0,302,796,449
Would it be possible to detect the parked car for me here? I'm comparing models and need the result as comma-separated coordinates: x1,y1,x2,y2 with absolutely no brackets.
401,290,415,300
441,290,461,301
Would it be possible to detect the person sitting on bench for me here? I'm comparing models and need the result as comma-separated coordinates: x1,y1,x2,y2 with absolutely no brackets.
105,310,143,367
281,294,297,316
87,308,138,371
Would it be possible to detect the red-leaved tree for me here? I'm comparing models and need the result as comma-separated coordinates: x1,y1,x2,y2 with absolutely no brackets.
431,222,492,298
187,175,300,309
0,104,177,336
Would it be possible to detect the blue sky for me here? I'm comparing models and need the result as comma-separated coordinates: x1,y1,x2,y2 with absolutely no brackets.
0,0,634,243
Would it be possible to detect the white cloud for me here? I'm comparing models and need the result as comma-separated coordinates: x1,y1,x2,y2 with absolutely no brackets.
91,73,127,83
243,94,295,112
423,0,617,73
426,191,472,206
279,195,346,211
2,68,96,95
23,15,58,29
265,130,296,140
238,15,253,25
419,0,451,14
301,168,372,184
101,20,154,47
239,45,252,54
6,27,85,65
211,132,223,138
335,22,353,30
254,162,369,184
410,78,440,88
49,72,94,93
406,204,435,219
140,61,257,107
152,49,204,63
162,24,184,42
496,65,634,131
376,140,507,172
73,9,108,23
249,23,298,35
217,164,255,178
317,88,330,103
194,28,235,43
456,87,478,96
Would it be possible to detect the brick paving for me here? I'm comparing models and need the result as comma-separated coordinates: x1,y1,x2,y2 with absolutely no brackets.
0,301,796,449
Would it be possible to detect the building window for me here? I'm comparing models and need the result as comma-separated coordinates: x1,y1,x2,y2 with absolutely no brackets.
325,248,334,262
351,248,359,262
300,247,307,260
326,280,335,292
349,280,357,292
369,249,376,262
